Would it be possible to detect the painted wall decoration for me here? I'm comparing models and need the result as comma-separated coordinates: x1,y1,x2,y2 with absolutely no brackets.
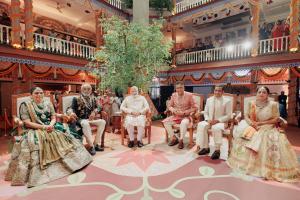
160,65,299,86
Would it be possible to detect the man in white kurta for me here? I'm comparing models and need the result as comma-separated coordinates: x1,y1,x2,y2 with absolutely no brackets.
196,85,232,160
120,86,150,148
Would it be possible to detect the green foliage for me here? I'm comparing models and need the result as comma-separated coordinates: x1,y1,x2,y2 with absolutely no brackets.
93,17,172,93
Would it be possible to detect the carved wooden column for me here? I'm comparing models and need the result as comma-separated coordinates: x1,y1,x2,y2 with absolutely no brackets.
171,23,177,66
11,0,21,48
289,0,300,52
287,69,298,125
249,0,260,57
24,0,34,50
95,9,104,49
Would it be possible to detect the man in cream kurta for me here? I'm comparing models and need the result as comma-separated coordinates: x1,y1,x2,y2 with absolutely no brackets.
163,81,198,149
196,85,232,160
120,86,150,148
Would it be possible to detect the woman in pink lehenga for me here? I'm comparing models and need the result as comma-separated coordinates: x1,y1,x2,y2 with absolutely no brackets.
227,86,300,182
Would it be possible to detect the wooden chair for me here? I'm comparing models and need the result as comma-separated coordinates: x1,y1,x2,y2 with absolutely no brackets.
199,93,237,154
59,93,107,147
12,93,53,135
120,110,152,145
164,93,205,148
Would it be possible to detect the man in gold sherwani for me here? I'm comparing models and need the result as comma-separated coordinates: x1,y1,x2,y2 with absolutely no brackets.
196,85,232,160
163,81,198,149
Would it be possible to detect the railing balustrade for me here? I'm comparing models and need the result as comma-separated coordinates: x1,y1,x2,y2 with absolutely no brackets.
0,24,11,44
176,36,290,65
33,33,95,59
259,36,289,55
176,0,213,14
108,0,122,10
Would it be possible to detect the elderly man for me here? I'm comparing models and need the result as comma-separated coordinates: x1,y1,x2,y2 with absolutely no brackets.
196,85,232,160
72,83,106,155
163,81,198,149
120,86,150,148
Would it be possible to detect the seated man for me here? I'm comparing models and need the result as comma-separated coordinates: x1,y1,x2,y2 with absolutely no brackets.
196,85,232,160
163,81,197,149
72,83,106,155
120,86,150,148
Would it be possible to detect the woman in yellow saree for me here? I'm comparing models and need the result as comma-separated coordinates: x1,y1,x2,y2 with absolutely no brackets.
227,86,299,182
5,87,92,187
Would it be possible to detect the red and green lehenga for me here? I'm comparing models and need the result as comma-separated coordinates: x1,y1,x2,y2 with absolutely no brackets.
5,100,92,187
227,100,300,182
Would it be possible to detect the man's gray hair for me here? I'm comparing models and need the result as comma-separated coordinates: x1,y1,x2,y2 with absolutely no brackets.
81,83,92,91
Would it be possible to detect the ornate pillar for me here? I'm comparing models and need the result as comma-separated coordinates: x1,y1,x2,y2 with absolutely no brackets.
172,0,177,14
95,9,104,49
289,0,300,52
287,68,298,125
24,0,34,50
249,0,260,57
171,23,177,66
11,0,22,48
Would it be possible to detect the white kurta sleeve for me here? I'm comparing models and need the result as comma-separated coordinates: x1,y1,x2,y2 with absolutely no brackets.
204,100,209,121
217,100,232,123
140,96,150,114
120,97,133,114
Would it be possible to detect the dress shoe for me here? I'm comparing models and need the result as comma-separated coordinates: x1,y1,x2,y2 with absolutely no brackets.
88,146,96,156
128,141,134,148
198,148,210,155
94,144,104,151
178,140,184,149
168,137,179,146
137,141,144,148
211,150,220,160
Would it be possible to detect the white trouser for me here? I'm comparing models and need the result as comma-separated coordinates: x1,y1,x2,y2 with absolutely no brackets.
80,119,106,146
163,118,189,140
127,125,144,141
196,121,225,149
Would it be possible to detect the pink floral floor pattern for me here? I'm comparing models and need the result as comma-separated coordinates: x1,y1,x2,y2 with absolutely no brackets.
0,126,299,200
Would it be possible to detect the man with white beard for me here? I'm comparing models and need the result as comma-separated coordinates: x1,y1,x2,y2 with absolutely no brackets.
72,83,106,155
120,86,150,148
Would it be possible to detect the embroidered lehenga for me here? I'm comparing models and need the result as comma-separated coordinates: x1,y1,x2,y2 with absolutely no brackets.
5,100,92,187
227,100,300,182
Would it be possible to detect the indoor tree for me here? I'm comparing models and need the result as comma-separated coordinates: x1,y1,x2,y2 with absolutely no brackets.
93,16,172,94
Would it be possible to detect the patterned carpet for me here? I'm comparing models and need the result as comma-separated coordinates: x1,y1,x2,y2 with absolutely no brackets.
0,126,300,200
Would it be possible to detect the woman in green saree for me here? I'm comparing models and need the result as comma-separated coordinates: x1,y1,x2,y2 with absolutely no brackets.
5,87,93,187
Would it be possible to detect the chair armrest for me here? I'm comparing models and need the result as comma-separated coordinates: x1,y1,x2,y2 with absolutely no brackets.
13,117,24,127
277,117,288,130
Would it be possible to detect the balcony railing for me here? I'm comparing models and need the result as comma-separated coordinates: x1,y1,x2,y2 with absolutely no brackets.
108,0,122,10
34,33,95,59
176,36,290,65
259,36,289,54
0,24,11,44
0,25,95,59
176,0,213,14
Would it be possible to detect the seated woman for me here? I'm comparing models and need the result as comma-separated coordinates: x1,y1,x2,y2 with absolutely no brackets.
227,86,299,182
5,87,93,187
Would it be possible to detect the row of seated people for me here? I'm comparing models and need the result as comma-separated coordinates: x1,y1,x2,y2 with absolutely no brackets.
5,82,299,187
163,81,299,182
5,83,150,187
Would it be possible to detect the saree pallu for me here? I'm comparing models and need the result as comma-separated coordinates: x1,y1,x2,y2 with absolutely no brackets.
5,101,92,187
5,130,92,187
227,125,300,182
